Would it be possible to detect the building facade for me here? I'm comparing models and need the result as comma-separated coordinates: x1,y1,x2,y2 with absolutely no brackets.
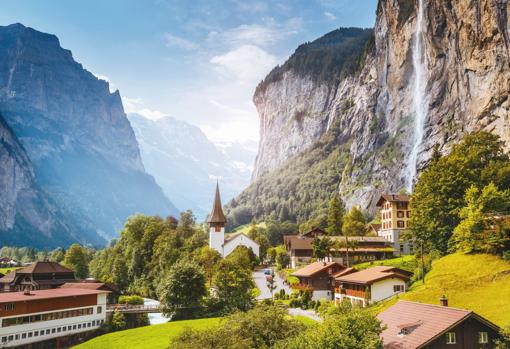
334,266,412,307
0,288,108,348
207,183,259,258
376,194,413,255
0,262,76,292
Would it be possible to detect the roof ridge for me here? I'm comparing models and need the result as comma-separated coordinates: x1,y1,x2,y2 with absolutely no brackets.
398,300,472,313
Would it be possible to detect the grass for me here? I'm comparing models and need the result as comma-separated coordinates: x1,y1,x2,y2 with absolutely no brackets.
372,253,510,327
354,255,416,271
0,267,20,274
74,312,316,349
73,317,222,349
229,222,267,235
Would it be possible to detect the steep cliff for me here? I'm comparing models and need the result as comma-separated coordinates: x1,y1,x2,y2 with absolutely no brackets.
230,0,510,225
0,114,94,247
0,23,178,242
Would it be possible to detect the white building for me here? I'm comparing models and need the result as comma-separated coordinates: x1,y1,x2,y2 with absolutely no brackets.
0,288,108,347
207,183,260,258
334,266,412,307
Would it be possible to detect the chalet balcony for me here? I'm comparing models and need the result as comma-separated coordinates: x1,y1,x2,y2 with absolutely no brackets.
335,288,366,299
291,283,312,291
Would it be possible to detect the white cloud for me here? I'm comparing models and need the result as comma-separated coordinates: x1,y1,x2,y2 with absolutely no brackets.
200,119,259,143
208,17,302,48
93,74,117,93
122,97,167,120
324,11,337,20
210,45,277,84
164,33,198,50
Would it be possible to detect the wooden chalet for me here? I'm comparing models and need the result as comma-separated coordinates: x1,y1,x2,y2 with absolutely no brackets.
0,262,75,292
378,300,501,348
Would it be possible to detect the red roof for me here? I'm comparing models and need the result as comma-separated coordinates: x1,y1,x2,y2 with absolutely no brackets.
292,261,344,277
0,288,109,303
376,194,410,207
377,301,499,349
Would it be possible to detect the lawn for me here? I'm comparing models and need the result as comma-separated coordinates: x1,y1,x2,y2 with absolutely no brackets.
73,317,222,349
373,253,510,327
355,255,416,271
229,222,267,235
0,267,20,274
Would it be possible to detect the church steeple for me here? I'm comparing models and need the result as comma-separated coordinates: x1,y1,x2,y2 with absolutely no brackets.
207,181,226,225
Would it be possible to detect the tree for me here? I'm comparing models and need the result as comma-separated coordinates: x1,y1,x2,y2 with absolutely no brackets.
196,246,222,287
452,183,510,254
327,194,345,235
48,247,65,263
109,311,126,332
213,259,255,313
63,244,90,279
409,131,509,254
274,245,290,269
495,327,510,349
158,259,207,319
275,308,383,349
312,236,332,261
341,206,366,266
170,304,305,349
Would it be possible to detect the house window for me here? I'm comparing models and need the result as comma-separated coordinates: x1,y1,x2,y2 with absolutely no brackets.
406,211,411,218
479,332,488,344
97,306,102,314
445,332,456,344
393,285,404,292
4,303,15,311
397,211,404,218
397,221,405,228
400,244,404,252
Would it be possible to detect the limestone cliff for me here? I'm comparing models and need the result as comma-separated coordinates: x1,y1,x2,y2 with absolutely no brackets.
231,0,510,224
0,23,178,243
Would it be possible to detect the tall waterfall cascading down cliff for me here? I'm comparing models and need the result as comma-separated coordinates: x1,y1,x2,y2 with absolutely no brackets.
406,0,428,192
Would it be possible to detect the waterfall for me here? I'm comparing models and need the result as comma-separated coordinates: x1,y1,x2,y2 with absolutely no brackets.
406,0,428,192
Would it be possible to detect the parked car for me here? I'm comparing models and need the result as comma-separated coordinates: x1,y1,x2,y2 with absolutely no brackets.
263,269,272,275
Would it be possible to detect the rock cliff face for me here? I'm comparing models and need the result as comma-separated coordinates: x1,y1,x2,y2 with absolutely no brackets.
0,23,178,244
234,0,510,222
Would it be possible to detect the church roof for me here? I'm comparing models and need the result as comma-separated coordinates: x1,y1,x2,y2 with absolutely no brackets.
207,182,226,224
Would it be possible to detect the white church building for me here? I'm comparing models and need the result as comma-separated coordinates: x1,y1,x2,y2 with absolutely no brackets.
207,183,260,258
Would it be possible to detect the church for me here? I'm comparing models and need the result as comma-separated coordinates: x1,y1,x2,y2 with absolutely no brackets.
207,183,260,258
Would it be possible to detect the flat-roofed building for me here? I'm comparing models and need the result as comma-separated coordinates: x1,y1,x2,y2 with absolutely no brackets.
0,288,108,348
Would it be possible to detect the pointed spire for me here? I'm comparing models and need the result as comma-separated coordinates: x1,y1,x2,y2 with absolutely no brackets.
207,181,226,224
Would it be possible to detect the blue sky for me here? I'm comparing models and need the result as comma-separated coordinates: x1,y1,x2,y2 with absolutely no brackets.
0,0,377,142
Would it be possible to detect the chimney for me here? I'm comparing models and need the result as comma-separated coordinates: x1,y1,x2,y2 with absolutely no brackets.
440,295,448,307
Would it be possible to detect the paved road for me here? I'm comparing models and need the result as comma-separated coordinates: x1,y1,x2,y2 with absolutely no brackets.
253,269,291,300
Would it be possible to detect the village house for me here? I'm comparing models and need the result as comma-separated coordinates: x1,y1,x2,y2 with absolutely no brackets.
0,262,76,292
378,299,501,349
208,183,260,258
291,261,356,301
376,194,414,255
284,229,394,268
0,288,108,348
334,266,412,307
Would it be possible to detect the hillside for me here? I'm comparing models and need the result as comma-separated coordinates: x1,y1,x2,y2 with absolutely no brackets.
230,0,510,226
376,254,510,328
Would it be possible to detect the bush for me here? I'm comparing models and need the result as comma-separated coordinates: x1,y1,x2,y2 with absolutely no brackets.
118,295,144,305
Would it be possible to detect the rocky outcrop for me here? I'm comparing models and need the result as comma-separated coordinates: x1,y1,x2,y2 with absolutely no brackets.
239,0,510,219
0,23,178,243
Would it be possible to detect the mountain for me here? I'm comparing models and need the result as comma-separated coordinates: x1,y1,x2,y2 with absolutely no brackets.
0,23,178,245
128,113,256,218
229,0,510,226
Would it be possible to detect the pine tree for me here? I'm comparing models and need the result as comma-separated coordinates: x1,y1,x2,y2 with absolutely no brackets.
327,194,345,235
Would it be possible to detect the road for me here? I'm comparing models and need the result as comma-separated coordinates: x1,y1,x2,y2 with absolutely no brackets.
288,307,322,322
252,269,291,300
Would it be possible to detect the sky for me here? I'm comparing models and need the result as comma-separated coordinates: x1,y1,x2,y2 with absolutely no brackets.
0,0,377,143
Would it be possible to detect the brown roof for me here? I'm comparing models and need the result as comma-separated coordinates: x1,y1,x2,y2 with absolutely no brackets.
336,266,411,285
377,301,500,349
368,223,381,232
292,261,344,277
207,182,226,224
0,288,108,303
301,227,326,238
376,194,410,207
17,261,74,274
332,267,356,278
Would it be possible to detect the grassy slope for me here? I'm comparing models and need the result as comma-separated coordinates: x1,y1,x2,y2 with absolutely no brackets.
229,222,267,235
355,255,416,271
0,267,19,274
73,317,222,349
373,254,510,327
